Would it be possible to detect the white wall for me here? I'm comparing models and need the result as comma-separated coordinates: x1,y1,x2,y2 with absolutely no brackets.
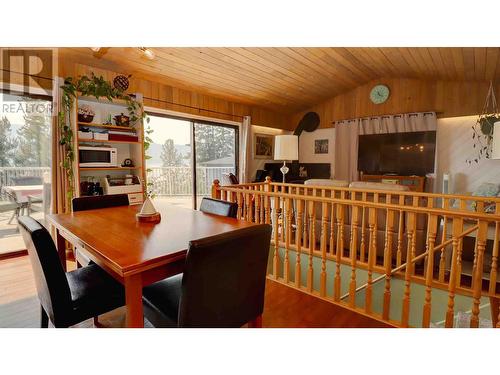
436,115,500,194
248,125,289,181
298,128,335,177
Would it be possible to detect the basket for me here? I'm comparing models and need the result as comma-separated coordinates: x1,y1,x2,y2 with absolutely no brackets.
78,114,94,123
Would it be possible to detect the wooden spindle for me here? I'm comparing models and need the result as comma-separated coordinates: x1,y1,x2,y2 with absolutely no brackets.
260,184,265,223
360,192,367,263
455,200,466,287
365,206,376,314
320,191,328,297
254,189,261,224
244,192,251,222
396,195,405,267
236,191,243,220
422,212,438,328
439,199,450,282
309,190,317,252
303,189,309,249
334,199,345,301
349,202,360,308
470,220,488,328
329,201,336,256
295,199,303,288
211,179,220,199
307,199,314,293
382,207,396,321
284,197,291,283
272,195,280,279
401,208,416,327
264,184,271,225
489,207,500,295
445,217,462,328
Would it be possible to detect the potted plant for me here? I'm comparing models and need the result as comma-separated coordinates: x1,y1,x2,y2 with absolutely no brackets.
78,105,95,123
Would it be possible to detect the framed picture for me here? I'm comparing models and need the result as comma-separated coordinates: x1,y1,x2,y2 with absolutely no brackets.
314,139,329,154
254,133,274,159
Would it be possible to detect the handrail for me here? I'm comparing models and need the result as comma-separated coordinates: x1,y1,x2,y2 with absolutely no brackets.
217,185,500,221
339,224,480,300
213,179,500,327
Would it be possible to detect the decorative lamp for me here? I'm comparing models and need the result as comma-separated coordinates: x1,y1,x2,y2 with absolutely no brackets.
274,135,299,183
491,121,500,159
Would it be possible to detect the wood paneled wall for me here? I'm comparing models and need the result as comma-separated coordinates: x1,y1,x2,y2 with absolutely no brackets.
291,78,500,128
58,58,292,130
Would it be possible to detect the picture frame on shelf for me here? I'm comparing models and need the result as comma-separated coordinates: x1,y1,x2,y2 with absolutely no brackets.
254,133,274,159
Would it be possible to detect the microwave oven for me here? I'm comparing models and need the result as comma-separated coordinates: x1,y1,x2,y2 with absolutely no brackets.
79,146,118,167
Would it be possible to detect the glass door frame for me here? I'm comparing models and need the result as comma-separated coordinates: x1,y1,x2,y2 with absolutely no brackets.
145,111,239,210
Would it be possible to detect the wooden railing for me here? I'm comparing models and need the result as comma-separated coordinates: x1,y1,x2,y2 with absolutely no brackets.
212,178,500,328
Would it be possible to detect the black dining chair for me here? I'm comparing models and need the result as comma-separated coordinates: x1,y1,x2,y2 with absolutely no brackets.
199,197,238,218
142,224,272,328
72,194,130,268
18,216,125,328
71,194,129,212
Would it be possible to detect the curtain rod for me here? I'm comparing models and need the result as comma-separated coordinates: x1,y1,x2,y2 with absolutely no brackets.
142,96,245,120
0,68,54,82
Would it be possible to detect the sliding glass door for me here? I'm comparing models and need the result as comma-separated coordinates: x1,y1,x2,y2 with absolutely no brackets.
194,122,237,208
146,113,238,209
0,92,52,255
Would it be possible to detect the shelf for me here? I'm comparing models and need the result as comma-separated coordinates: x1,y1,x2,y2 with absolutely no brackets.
79,166,142,171
78,138,141,144
77,95,129,107
77,122,137,131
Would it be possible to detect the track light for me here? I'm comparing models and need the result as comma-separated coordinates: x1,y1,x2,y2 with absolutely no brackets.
139,47,155,60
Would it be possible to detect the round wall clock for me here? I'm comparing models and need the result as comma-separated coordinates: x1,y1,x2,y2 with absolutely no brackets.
369,84,390,104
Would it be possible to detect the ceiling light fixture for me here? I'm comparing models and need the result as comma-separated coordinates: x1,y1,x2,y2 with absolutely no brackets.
90,47,101,52
139,47,155,60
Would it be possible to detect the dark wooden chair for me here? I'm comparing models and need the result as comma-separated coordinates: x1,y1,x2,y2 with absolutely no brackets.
18,216,125,328
71,194,130,268
142,224,272,327
199,197,238,218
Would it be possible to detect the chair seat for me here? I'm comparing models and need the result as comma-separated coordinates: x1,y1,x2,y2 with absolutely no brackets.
142,274,183,328
66,264,125,324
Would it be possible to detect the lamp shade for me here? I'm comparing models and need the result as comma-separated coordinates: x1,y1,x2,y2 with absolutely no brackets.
274,135,298,161
492,121,500,159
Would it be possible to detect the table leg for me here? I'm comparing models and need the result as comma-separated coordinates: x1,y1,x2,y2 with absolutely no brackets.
55,228,67,272
124,274,144,328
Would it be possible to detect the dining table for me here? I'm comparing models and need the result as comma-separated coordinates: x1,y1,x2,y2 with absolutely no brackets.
46,201,258,327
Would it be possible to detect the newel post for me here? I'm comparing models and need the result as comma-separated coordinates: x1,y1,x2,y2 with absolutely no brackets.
211,179,221,199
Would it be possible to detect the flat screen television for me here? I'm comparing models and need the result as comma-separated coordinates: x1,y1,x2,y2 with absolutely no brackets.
358,131,436,176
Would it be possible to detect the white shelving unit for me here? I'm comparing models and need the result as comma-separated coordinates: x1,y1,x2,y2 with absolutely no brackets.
74,94,146,203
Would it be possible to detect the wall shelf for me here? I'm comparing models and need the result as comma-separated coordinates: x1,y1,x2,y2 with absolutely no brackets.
79,166,143,171
77,139,140,144
77,122,137,131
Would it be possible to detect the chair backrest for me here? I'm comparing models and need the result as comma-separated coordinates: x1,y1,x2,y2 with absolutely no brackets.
199,197,238,218
178,224,272,327
12,176,43,186
18,216,72,326
71,194,129,212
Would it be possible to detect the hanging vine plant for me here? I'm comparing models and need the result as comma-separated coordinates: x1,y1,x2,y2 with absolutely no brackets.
467,81,500,164
58,73,148,209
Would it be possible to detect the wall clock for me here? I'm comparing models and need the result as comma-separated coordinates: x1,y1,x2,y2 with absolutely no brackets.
370,84,390,104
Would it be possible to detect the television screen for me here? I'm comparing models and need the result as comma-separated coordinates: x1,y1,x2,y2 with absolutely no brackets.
358,131,436,176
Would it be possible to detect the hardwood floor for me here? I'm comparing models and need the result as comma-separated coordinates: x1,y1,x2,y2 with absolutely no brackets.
0,255,391,328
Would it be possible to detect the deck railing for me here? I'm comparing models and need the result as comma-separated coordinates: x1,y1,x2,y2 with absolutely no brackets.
212,178,500,328
147,166,234,197
0,167,50,198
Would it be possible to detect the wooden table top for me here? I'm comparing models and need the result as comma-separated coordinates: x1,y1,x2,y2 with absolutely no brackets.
47,201,256,276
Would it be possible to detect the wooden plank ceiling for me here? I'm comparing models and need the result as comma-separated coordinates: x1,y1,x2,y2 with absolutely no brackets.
59,47,500,115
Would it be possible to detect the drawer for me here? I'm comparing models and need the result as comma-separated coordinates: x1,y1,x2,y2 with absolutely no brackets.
128,192,144,205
